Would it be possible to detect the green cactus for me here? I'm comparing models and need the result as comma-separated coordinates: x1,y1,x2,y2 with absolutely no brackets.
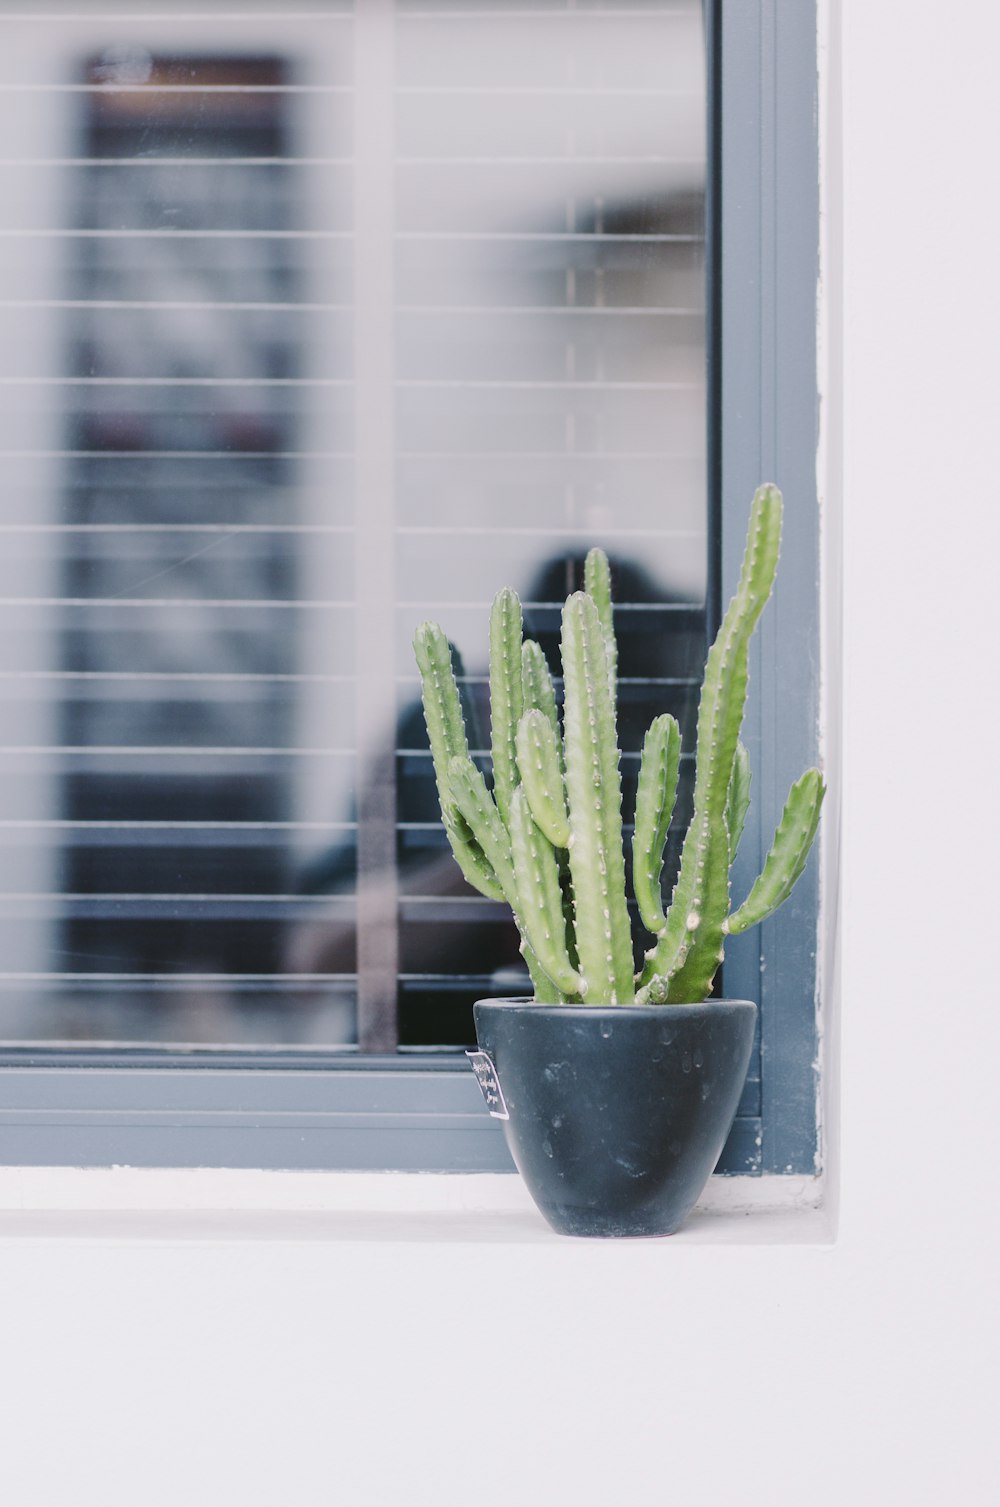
413,484,825,1007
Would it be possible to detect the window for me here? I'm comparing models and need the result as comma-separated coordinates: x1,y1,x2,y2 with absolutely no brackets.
0,0,820,1175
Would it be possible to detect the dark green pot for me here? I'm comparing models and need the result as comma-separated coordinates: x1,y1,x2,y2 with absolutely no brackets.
472,998,756,1238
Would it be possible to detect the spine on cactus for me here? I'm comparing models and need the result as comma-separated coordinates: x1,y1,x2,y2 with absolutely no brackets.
638,483,784,1002
561,591,634,1004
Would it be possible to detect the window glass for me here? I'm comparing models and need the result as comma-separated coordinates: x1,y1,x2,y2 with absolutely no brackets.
0,0,707,1049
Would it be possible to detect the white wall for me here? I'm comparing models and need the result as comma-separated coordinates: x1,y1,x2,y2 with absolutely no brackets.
1,4,998,1503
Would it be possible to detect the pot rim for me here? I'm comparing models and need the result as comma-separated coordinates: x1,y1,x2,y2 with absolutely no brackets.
474,996,756,1019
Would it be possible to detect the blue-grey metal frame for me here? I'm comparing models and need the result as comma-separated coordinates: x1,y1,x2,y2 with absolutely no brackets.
718,0,821,1175
0,0,821,1174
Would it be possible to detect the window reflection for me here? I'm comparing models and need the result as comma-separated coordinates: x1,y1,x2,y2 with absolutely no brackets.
0,1,706,1048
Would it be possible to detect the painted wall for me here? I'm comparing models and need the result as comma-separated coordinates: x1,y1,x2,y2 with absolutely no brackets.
1,4,997,1503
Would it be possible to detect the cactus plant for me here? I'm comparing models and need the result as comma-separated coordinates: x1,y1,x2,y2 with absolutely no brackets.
413,484,825,1007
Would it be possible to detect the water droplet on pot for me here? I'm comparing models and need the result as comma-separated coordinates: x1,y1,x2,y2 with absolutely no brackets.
693,1048,703,1068
682,1051,692,1073
660,1030,674,1046
551,1115,562,1129
542,1139,554,1158
600,1021,613,1039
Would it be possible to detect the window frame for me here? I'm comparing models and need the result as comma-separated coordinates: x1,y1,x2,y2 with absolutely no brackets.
0,0,821,1176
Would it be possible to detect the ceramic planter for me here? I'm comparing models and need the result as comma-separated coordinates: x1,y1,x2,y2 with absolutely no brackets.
471,998,756,1238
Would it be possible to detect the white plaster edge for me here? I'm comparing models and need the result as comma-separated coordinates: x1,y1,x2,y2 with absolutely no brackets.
0,1166,825,1218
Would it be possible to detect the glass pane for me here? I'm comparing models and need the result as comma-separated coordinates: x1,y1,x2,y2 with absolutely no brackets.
0,0,707,1049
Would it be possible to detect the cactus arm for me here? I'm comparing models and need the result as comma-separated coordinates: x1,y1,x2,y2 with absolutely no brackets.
414,621,471,775
632,713,682,935
413,621,504,901
561,591,635,1004
660,812,732,1001
444,810,506,902
636,808,732,1001
521,638,560,741
448,758,566,1002
489,587,524,826
727,768,825,936
516,708,570,848
446,756,518,900
639,484,783,994
419,622,566,1002
726,740,752,863
510,790,584,997
584,546,618,694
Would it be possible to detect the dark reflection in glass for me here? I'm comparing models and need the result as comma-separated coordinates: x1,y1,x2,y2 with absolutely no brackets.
0,2,706,1048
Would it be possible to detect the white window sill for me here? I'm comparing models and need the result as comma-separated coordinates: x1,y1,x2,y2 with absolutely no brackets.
0,1167,834,1245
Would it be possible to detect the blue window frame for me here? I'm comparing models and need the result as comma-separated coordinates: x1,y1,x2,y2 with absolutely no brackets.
0,0,821,1176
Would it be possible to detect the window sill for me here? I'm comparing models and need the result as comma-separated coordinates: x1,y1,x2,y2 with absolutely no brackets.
0,1167,833,1246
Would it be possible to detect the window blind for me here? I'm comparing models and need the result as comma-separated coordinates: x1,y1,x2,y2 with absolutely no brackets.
0,0,710,1052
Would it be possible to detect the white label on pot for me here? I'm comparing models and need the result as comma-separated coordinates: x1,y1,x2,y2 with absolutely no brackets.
466,1050,509,1119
